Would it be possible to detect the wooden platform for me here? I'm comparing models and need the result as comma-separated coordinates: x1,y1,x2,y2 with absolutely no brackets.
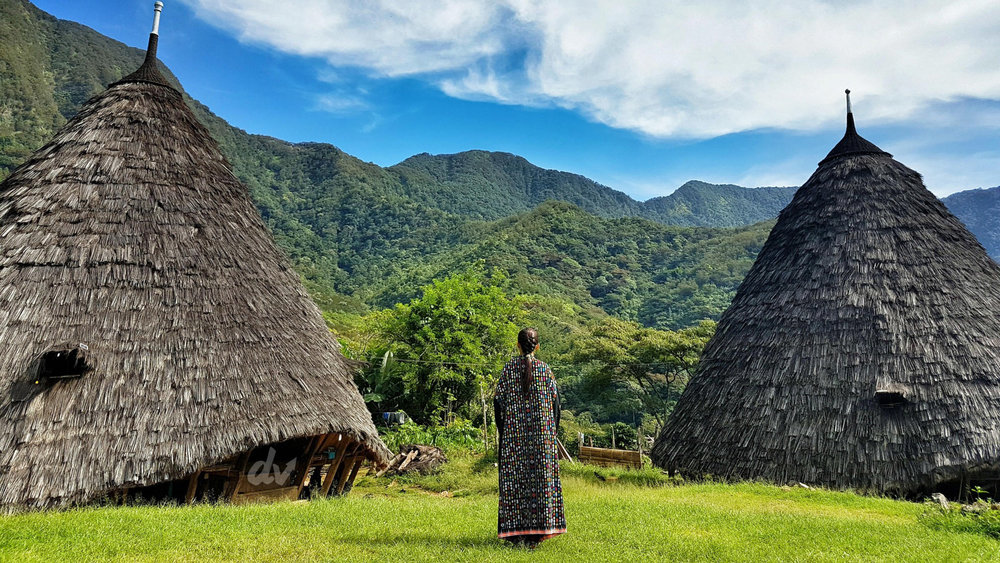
171,432,370,505
577,445,642,470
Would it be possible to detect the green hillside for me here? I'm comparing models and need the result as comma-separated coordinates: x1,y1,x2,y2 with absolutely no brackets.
391,151,797,225
644,180,796,227
0,0,146,173
364,202,771,328
390,150,644,220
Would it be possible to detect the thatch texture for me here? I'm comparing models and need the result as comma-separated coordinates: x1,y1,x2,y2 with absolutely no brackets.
651,115,1000,495
0,35,388,511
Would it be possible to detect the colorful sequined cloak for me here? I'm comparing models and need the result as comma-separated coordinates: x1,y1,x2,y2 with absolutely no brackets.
494,354,566,540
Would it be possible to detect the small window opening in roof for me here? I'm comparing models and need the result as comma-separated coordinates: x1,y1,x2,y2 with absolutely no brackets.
38,344,92,382
875,389,907,409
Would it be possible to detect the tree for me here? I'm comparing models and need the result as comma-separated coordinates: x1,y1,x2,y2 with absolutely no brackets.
570,319,715,433
360,267,525,425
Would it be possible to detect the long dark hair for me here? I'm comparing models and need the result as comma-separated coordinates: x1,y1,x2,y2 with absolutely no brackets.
517,327,539,393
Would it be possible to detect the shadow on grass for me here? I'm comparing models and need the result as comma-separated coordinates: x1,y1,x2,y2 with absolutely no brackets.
336,530,515,551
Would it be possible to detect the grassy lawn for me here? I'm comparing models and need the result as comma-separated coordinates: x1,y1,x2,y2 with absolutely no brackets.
1,455,997,562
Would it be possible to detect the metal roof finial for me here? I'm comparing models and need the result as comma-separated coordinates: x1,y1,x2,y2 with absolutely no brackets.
152,2,164,35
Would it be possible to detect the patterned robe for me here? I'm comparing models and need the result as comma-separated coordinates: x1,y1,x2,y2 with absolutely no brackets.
494,354,566,540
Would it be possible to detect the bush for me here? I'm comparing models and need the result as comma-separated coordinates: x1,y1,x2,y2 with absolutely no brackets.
919,500,1000,539
558,410,607,453
561,460,676,488
380,419,483,453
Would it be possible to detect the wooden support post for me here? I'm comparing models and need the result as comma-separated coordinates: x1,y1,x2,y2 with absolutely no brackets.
229,452,251,502
185,471,201,504
294,434,327,497
343,457,365,494
321,436,351,497
335,451,360,496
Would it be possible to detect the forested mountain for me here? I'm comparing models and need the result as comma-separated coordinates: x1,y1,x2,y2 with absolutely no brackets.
390,150,644,220
390,151,797,225
0,0,152,173
943,186,1000,260
643,181,796,227
364,202,772,328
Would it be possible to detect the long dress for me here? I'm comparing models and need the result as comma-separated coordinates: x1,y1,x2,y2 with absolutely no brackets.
494,354,566,541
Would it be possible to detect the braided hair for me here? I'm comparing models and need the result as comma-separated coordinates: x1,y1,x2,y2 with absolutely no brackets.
517,327,539,393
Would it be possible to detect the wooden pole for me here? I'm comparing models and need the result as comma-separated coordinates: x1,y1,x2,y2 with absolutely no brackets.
343,457,365,494
185,471,201,504
321,435,350,497
335,447,362,496
397,449,419,472
294,434,328,497
376,453,404,478
229,452,251,502
556,438,574,463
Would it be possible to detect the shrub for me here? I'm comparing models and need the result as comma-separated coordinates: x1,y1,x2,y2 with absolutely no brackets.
919,500,1000,539
380,419,483,453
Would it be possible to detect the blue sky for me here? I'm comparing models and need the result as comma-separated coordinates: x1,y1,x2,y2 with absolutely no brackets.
34,1,1000,198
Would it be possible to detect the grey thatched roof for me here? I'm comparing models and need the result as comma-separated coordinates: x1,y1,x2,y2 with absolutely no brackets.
651,104,1000,495
0,30,388,510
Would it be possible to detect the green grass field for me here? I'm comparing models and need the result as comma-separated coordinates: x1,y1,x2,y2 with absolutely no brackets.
1,454,998,562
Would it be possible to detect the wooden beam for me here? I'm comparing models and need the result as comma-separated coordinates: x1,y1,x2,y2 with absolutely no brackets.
233,486,300,505
343,457,365,495
320,436,351,497
185,471,201,504
294,434,327,497
397,449,419,472
228,451,252,502
335,447,363,496
376,453,403,478
578,445,642,469
557,439,575,463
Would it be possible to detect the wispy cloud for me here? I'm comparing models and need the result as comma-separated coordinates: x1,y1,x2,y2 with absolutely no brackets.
182,0,1000,141
313,92,369,115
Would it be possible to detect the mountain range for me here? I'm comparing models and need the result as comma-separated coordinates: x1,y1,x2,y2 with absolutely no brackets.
942,188,1000,260
1,0,997,332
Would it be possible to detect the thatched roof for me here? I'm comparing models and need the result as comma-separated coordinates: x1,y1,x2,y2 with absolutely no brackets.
0,25,388,510
651,94,1000,495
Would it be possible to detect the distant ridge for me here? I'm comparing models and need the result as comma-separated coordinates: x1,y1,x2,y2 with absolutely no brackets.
644,180,797,227
943,186,1000,261
391,150,797,226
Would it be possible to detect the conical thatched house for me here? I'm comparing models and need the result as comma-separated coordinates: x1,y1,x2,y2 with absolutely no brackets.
0,4,388,511
652,91,1000,497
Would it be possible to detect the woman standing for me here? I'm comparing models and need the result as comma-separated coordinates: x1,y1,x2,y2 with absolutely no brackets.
494,327,566,547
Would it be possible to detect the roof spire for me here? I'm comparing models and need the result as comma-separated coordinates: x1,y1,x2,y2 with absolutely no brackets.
114,2,171,87
152,1,163,35
819,88,890,164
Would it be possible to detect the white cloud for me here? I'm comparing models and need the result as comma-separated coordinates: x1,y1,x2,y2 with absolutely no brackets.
314,93,369,114
903,150,1000,196
182,0,519,75
182,0,1000,139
